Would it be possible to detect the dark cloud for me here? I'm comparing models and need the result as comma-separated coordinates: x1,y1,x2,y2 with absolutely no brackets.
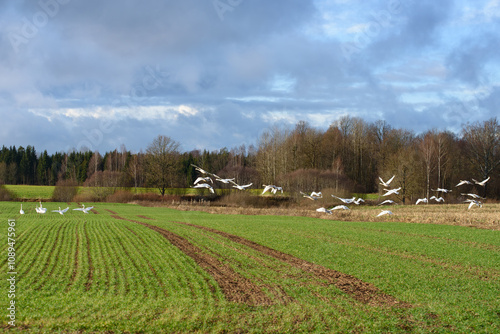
0,0,498,153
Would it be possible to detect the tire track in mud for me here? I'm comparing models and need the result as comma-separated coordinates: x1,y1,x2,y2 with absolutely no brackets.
111,215,275,306
174,221,411,308
66,225,80,292
84,223,94,291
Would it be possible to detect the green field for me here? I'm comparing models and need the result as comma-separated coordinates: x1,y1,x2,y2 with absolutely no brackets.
1,202,499,333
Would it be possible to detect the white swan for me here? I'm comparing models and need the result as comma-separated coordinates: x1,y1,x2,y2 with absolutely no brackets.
35,201,47,214
379,175,395,188
262,185,283,195
20,204,25,215
73,204,94,213
193,183,215,193
415,198,428,205
432,188,452,193
316,207,332,214
378,200,395,206
331,195,356,203
301,191,322,200
232,183,253,190
472,177,490,186
455,180,472,187
377,210,393,217
465,199,483,210
194,176,213,184
461,193,485,199
430,196,445,202
382,188,401,196
330,205,350,210
52,207,69,215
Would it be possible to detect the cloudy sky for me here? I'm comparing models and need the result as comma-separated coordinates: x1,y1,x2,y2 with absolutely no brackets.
1,0,499,153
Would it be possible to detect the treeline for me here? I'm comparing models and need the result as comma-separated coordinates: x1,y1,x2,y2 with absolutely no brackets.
1,117,499,200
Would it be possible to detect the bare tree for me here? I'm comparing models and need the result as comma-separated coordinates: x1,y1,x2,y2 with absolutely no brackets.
145,135,181,196
462,118,500,195
418,131,436,199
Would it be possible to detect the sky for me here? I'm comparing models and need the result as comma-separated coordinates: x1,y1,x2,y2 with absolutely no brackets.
1,0,499,154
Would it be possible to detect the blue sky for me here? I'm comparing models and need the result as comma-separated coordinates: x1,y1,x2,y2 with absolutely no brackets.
1,0,499,153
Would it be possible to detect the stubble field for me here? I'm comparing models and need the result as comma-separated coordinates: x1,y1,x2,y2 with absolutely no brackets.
0,201,499,333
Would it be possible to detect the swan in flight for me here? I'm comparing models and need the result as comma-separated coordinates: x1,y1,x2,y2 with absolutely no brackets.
472,177,490,186
191,164,212,175
430,196,445,202
455,180,472,187
379,175,395,188
301,191,322,200
353,198,365,205
232,183,253,190
73,204,94,213
52,207,69,215
331,195,356,204
316,207,332,215
415,198,428,205
213,175,235,184
330,205,350,210
20,204,25,215
432,188,451,193
194,176,213,184
377,210,393,217
262,185,282,195
461,193,485,199
378,199,395,206
382,188,401,196
465,199,483,210
193,183,215,193
35,201,47,214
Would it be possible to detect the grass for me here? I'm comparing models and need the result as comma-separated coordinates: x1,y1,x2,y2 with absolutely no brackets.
0,201,499,332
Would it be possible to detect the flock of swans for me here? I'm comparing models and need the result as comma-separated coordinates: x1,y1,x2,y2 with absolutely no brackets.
19,167,490,219
190,165,492,218
20,202,93,215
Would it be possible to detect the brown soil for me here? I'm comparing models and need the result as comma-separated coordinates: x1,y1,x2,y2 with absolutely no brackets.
84,223,94,291
111,215,276,306
66,226,80,292
105,209,118,214
175,221,411,308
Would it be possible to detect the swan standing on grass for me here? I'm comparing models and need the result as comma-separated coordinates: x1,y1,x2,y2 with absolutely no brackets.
377,210,393,217
52,207,69,215
35,201,47,214
472,176,490,186
20,204,24,215
379,175,395,188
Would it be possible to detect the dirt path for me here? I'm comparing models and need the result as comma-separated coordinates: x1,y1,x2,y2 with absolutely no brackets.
175,221,411,308
111,215,275,306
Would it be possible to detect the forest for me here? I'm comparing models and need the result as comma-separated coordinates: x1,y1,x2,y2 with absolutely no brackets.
1,116,499,201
